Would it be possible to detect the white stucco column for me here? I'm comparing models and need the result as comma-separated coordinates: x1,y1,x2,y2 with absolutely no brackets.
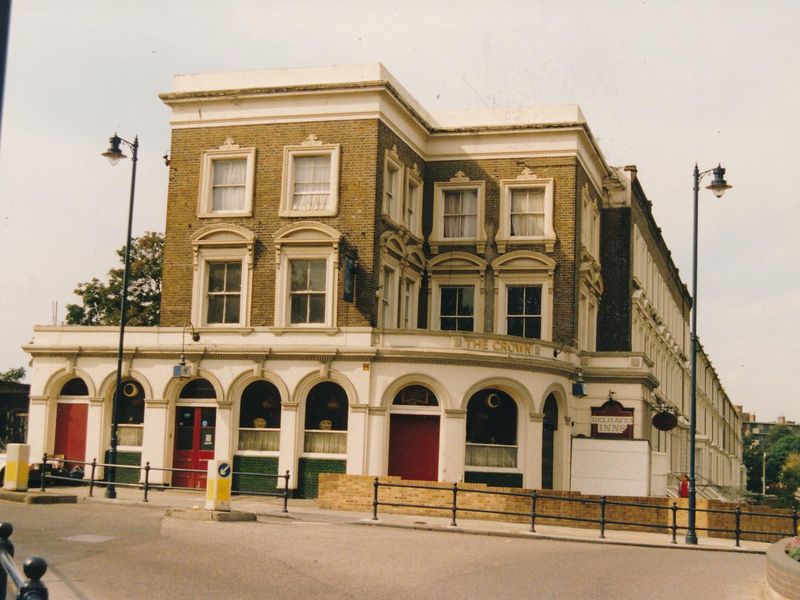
366,406,387,475
215,402,234,462
141,399,169,484
85,397,105,465
442,409,466,483
26,396,49,462
528,413,543,490
347,404,368,475
559,415,573,490
278,401,299,489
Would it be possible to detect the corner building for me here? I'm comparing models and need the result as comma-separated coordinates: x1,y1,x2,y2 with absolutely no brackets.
24,64,744,497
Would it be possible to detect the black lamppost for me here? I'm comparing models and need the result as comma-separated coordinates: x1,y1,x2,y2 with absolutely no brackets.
101,133,139,499
686,163,731,544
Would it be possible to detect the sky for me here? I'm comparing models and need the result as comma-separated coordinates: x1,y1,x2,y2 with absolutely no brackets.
0,1,798,421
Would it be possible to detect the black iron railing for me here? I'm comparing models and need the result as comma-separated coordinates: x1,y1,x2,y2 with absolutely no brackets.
371,478,798,546
35,453,291,513
0,523,47,600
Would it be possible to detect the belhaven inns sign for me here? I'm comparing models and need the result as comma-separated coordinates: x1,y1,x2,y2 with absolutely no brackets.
590,399,634,439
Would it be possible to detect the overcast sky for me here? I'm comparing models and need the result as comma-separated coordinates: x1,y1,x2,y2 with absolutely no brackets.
1,1,797,421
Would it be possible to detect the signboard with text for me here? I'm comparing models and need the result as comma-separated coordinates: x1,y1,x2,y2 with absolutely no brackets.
590,399,634,439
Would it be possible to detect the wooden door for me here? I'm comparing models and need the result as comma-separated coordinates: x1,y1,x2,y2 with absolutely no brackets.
388,414,440,481
54,403,87,463
172,407,216,488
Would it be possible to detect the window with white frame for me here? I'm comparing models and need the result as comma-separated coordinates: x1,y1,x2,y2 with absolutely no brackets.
492,251,555,341
505,285,542,339
399,275,418,329
405,167,422,236
274,222,340,329
497,175,555,252
383,151,403,222
280,140,340,217
431,177,486,252
290,259,327,325
440,285,475,332
443,190,478,238
191,225,254,328
198,141,256,217
380,265,397,328
303,381,348,455
206,262,243,324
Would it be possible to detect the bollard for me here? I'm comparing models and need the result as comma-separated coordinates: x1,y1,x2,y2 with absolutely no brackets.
599,496,607,539
19,556,48,600
529,490,537,533
143,463,151,503
205,460,232,512
0,522,13,598
3,444,30,492
450,482,458,527
372,477,379,520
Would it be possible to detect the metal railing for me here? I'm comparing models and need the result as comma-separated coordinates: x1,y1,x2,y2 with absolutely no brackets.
35,453,291,513
0,523,48,600
371,478,798,546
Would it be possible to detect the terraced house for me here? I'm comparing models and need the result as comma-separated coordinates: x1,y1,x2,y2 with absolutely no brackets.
24,64,744,498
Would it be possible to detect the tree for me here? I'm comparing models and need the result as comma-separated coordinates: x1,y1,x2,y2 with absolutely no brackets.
0,367,25,382
65,232,163,326
781,453,800,504
744,425,800,502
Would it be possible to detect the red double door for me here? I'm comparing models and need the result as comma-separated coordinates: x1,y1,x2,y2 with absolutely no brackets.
388,415,440,481
172,407,216,489
54,403,88,463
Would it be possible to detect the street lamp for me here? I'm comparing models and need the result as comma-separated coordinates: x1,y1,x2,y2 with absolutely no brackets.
686,163,731,544
101,133,139,499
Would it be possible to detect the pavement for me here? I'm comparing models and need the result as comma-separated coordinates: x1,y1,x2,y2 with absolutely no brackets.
14,483,773,555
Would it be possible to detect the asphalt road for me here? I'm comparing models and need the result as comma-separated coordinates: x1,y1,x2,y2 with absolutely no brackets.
1,500,768,599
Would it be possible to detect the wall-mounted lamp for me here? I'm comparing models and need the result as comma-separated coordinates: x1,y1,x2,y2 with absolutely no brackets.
571,372,588,398
173,323,200,379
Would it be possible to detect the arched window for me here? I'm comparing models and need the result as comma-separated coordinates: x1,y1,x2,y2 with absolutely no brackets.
115,378,145,447
303,382,348,455
465,389,518,468
238,381,281,452
393,385,438,407
179,378,216,399
60,377,88,396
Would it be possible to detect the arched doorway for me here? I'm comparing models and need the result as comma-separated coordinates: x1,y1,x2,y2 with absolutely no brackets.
388,385,440,481
541,393,559,489
298,381,348,498
54,377,89,465
173,378,217,489
465,388,520,487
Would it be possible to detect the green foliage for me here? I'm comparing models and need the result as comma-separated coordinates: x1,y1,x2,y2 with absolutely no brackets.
65,232,163,326
744,426,800,504
0,367,25,382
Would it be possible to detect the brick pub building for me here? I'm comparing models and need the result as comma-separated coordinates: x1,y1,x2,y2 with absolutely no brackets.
24,65,743,497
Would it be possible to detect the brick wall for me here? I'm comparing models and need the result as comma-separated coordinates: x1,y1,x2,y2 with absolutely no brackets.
597,206,632,351
296,457,346,499
766,538,800,600
232,455,279,494
318,474,795,541
161,119,380,328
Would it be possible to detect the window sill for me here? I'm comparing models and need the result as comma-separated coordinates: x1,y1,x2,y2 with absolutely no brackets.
198,210,253,219
279,208,339,218
270,327,340,336
496,236,556,253
234,450,280,457
429,238,487,254
197,326,255,334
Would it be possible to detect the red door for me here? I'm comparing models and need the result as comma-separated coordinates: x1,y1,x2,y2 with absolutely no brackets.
54,403,87,463
388,414,440,481
172,407,216,488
